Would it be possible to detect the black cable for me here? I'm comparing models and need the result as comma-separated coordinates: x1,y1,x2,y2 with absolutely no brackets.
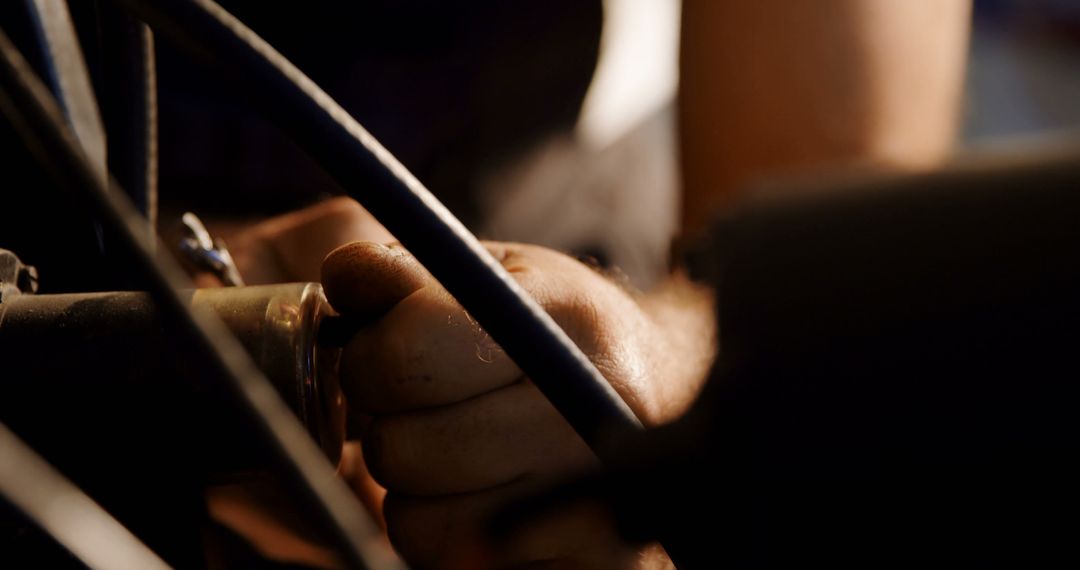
0,27,395,570
107,0,645,459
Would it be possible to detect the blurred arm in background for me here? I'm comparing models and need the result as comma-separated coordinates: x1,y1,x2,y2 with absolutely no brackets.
679,0,972,234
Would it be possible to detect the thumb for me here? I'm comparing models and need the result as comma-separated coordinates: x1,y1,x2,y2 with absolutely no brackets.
321,241,429,318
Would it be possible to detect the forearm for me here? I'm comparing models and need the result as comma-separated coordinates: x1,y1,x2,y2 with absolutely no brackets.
679,0,972,234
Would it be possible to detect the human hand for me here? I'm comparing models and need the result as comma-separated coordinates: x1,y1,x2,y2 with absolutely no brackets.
210,197,394,285
322,240,714,568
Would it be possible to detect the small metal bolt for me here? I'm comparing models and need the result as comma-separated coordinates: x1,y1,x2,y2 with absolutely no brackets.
178,212,245,287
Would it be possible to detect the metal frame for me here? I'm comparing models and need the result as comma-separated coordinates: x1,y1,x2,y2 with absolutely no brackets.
0,0,647,567
0,27,392,569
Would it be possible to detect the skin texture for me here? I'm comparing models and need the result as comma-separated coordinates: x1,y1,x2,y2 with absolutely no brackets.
214,203,712,566
322,241,712,568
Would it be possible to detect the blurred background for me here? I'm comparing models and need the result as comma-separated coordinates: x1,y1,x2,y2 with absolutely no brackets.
487,0,1080,288
965,0,1080,142
150,0,1080,290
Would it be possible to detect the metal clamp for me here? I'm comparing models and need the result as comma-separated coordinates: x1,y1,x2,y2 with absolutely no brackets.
178,212,245,287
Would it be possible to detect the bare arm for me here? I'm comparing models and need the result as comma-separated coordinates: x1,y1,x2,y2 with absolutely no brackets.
679,0,972,234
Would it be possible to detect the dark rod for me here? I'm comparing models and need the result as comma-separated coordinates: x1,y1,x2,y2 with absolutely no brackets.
100,8,158,238
0,28,395,570
107,0,645,458
0,422,171,570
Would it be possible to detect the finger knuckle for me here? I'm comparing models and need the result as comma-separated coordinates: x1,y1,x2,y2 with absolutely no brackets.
548,292,604,347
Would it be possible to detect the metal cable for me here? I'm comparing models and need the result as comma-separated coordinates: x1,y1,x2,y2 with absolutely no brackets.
108,0,645,459
0,27,395,570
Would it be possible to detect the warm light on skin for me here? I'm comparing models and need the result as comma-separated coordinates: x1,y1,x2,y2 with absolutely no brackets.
679,0,973,235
